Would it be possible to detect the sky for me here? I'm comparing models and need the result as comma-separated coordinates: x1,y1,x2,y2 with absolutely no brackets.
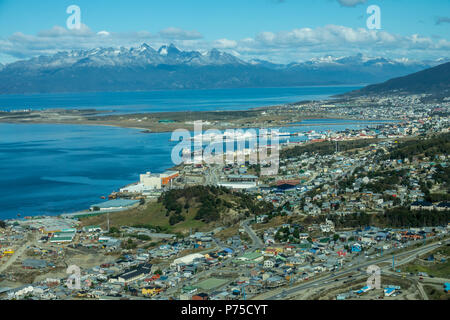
0,0,449,64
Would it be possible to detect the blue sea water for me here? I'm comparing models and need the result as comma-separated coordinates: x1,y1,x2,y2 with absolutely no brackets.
0,86,361,114
1,86,393,220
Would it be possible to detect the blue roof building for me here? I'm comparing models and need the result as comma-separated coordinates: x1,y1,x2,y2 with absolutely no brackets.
90,199,139,211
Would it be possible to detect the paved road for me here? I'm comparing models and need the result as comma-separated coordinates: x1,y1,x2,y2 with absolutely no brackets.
254,239,448,300
416,281,429,300
241,219,264,249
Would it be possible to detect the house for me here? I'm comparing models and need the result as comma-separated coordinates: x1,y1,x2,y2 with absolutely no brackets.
351,243,362,253
192,292,209,300
436,202,450,211
410,201,433,211
141,286,162,297
234,252,263,264
83,225,102,233
265,275,284,288
356,286,373,294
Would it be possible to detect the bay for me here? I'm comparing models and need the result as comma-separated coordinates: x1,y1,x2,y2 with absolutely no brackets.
0,86,361,114
0,118,395,219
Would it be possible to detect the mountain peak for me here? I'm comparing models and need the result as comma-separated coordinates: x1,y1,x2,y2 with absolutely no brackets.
0,44,442,95
139,43,151,50
158,43,181,56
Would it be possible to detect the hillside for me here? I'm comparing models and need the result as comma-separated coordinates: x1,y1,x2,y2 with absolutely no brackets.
343,61,450,98
80,185,274,234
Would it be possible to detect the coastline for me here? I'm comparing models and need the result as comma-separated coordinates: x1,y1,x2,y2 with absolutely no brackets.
0,103,400,134
0,95,402,219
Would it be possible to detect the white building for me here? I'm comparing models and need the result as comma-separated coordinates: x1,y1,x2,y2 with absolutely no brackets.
139,171,179,190
171,253,204,266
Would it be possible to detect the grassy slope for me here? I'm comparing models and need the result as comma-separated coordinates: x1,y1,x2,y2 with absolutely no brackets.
80,201,206,234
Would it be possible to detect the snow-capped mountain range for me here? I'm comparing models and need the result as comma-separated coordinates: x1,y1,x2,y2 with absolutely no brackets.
0,43,447,94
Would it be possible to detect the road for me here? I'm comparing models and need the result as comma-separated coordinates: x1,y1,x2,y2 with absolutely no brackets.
254,239,449,300
241,219,264,249
205,165,221,186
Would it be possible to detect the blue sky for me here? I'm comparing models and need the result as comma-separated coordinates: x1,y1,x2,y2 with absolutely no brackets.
0,0,449,64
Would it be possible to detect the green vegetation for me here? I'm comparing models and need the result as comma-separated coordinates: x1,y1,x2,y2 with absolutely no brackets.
433,164,450,193
328,212,372,229
313,207,449,229
274,225,306,243
424,285,450,300
403,258,450,279
122,238,137,250
383,132,450,160
363,169,408,193
383,207,450,227
82,186,274,233
158,185,273,225
154,269,163,275
281,139,378,159
131,224,169,233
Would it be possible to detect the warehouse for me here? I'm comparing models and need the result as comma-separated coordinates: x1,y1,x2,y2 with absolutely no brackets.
172,253,205,266
50,230,76,243
116,263,152,283
217,181,257,189
139,171,179,190
89,199,139,211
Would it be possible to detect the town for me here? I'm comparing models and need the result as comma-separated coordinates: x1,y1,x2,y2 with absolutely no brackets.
0,93,449,301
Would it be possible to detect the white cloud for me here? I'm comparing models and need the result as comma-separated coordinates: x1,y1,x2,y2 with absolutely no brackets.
0,23,448,64
337,0,367,7
158,27,203,40
213,38,237,49
97,31,110,36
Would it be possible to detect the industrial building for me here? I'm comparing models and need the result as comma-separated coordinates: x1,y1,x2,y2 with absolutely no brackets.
89,199,139,212
217,174,258,190
140,171,179,189
115,263,152,283
49,229,76,243
171,253,205,266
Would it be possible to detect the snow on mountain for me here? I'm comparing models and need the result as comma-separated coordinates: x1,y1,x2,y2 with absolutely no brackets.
2,44,442,71
0,43,445,94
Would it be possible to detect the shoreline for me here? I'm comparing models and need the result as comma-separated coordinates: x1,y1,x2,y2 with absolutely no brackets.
0,104,401,134
0,96,403,220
